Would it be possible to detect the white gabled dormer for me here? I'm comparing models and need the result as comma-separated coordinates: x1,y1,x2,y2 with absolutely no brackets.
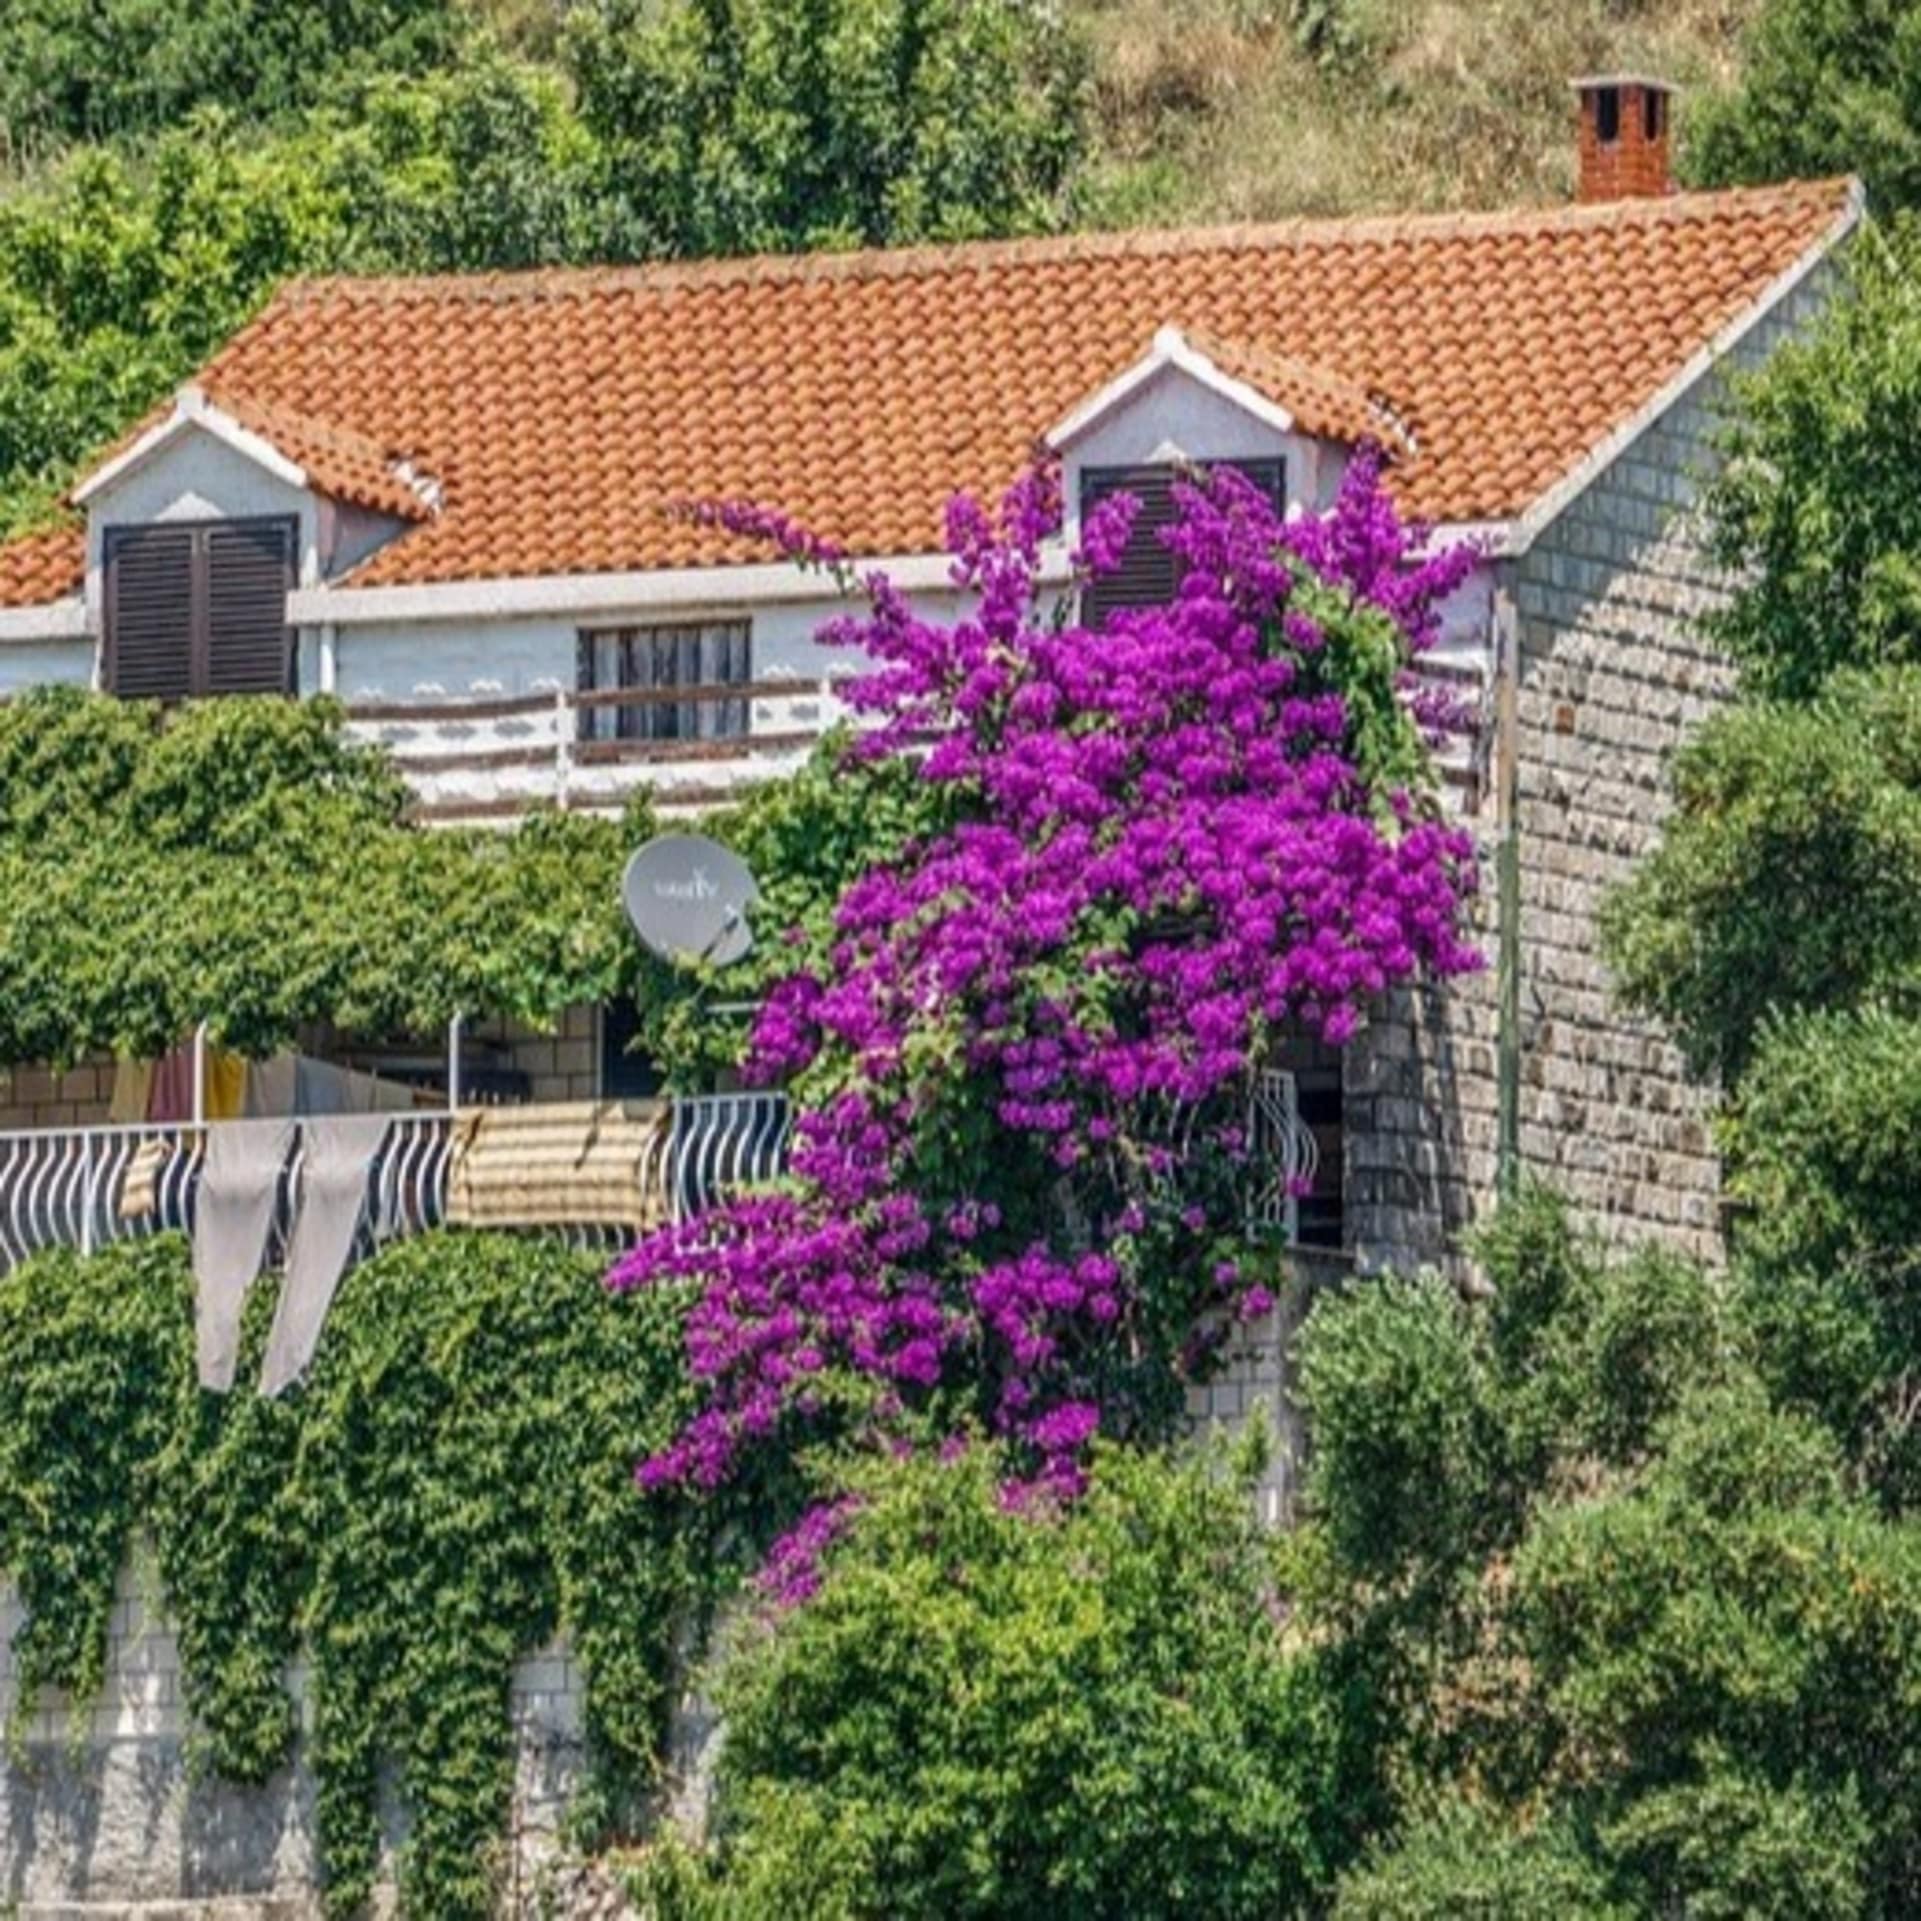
71,385,435,700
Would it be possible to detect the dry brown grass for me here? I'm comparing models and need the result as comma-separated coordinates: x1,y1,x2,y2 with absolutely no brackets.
1075,0,1764,225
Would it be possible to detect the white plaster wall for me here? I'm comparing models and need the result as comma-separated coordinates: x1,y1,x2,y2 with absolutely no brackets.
0,638,93,697
1059,362,1337,543
83,429,322,637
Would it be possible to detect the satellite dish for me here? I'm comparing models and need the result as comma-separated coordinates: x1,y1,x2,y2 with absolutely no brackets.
622,834,760,967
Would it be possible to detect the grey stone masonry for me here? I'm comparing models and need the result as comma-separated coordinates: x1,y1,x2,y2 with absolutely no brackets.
1347,263,1842,1279
0,1551,594,1917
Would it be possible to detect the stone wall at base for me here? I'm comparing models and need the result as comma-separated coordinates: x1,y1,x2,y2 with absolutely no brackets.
0,1555,594,1918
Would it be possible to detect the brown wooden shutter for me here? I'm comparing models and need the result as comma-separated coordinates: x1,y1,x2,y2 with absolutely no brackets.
204,518,296,695
104,515,295,700
104,524,196,701
1080,459,1287,626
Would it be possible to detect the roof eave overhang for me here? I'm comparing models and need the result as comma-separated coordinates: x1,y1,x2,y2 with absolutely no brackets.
1502,174,1866,559
71,385,310,507
0,596,89,644
1046,324,1300,451
289,547,1079,628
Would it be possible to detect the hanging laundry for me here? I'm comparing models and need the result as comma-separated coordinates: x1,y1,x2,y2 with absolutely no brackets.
145,1042,248,1122
260,1114,391,1398
108,1058,155,1126
244,1053,299,1118
445,1101,670,1231
118,1136,169,1221
192,1118,296,1393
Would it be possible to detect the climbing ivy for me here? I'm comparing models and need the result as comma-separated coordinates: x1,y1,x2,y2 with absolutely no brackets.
0,1230,716,1918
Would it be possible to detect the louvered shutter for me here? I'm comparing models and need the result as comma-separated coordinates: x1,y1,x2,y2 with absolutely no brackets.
204,519,295,695
104,525,195,701
1080,459,1287,626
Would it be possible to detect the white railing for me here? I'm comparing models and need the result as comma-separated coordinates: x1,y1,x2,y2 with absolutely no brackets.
346,676,847,825
1159,1067,1320,1246
0,1094,792,1274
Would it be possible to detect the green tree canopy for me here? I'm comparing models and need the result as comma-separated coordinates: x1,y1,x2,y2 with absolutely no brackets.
1602,667,1921,1085
1690,0,1921,213
1695,224,1921,701
0,687,641,1062
563,0,1091,255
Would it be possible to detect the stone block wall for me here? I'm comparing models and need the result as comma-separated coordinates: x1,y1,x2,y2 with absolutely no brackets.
0,1556,595,1918
0,1058,116,1131
1347,263,1841,1279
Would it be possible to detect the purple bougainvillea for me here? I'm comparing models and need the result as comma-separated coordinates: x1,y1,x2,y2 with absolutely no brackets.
611,451,1480,1508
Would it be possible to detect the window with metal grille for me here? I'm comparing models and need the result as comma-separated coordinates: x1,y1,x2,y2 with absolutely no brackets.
1078,459,1286,625
102,516,296,700
576,620,753,744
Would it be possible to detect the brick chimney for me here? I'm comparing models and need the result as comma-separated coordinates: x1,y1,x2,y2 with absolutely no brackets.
1572,75,1675,203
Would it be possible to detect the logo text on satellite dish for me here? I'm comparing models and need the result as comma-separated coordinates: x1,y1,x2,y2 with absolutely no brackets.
622,834,761,968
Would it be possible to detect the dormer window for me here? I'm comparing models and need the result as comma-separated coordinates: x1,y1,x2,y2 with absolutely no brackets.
103,516,296,700
1079,459,1285,625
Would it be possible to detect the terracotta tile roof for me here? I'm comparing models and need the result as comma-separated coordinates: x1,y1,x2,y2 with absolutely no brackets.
207,388,437,523
0,178,1857,608
0,525,85,609
1178,327,1415,457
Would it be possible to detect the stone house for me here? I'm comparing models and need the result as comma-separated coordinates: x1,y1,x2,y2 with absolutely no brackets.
0,79,1861,1283
0,78,1870,1916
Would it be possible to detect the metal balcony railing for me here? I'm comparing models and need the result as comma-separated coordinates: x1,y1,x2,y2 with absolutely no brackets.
0,1093,791,1275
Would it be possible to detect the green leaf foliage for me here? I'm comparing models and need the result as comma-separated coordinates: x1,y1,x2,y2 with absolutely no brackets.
1689,0,1921,214
1723,1002,1921,1505
1300,1188,1921,1918
1694,223,1921,701
0,687,643,1062
642,1442,1344,1919
0,1236,191,1716
0,0,464,151
563,0,1091,256
1601,666,1921,1084
0,1228,716,1918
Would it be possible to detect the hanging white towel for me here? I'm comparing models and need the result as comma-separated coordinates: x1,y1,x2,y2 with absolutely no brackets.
260,1114,391,1398
192,1118,296,1393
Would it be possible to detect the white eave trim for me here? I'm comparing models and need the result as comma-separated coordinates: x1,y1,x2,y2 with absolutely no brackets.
290,547,1077,628
1046,324,1299,451
0,596,88,644
1504,177,1866,558
70,384,309,507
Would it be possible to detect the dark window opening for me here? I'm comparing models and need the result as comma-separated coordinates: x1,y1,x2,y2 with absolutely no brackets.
1643,88,1666,140
578,621,753,744
1595,85,1622,143
103,516,296,700
599,997,663,1099
1278,1033,1344,1250
1079,458,1286,626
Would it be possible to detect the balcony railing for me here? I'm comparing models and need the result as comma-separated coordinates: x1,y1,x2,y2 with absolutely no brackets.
346,676,848,825
0,1093,791,1275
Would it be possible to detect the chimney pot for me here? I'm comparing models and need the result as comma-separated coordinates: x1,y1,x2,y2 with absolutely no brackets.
1572,75,1675,203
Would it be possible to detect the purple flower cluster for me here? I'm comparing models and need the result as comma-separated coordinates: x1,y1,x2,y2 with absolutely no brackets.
610,450,1480,1503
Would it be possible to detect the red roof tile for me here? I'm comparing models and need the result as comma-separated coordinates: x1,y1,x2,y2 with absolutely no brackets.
0,525,85,610
0,178,1858,609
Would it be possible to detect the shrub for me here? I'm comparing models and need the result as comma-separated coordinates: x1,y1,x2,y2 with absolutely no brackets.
643,1443,1344,1919
1690,0,1921,213
1602,667,1921,1083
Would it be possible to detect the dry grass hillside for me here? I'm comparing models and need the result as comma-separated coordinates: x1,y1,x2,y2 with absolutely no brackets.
1075,0,1761,223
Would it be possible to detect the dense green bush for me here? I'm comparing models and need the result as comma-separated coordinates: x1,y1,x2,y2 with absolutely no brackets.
564,0,1090,255
1602,667,1921,1083
0,1229,713,1918
1299,1189,1921,1919
641,1441,1344,1919
0,687,646,1062
1690,225,1921,702
1724,1003,1921,1504
0,0,462,152
1690,0,1921,213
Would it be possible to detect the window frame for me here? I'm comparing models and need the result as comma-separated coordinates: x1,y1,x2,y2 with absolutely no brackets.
101,513,298,701
1077,458,1287,625
575,618,755,745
